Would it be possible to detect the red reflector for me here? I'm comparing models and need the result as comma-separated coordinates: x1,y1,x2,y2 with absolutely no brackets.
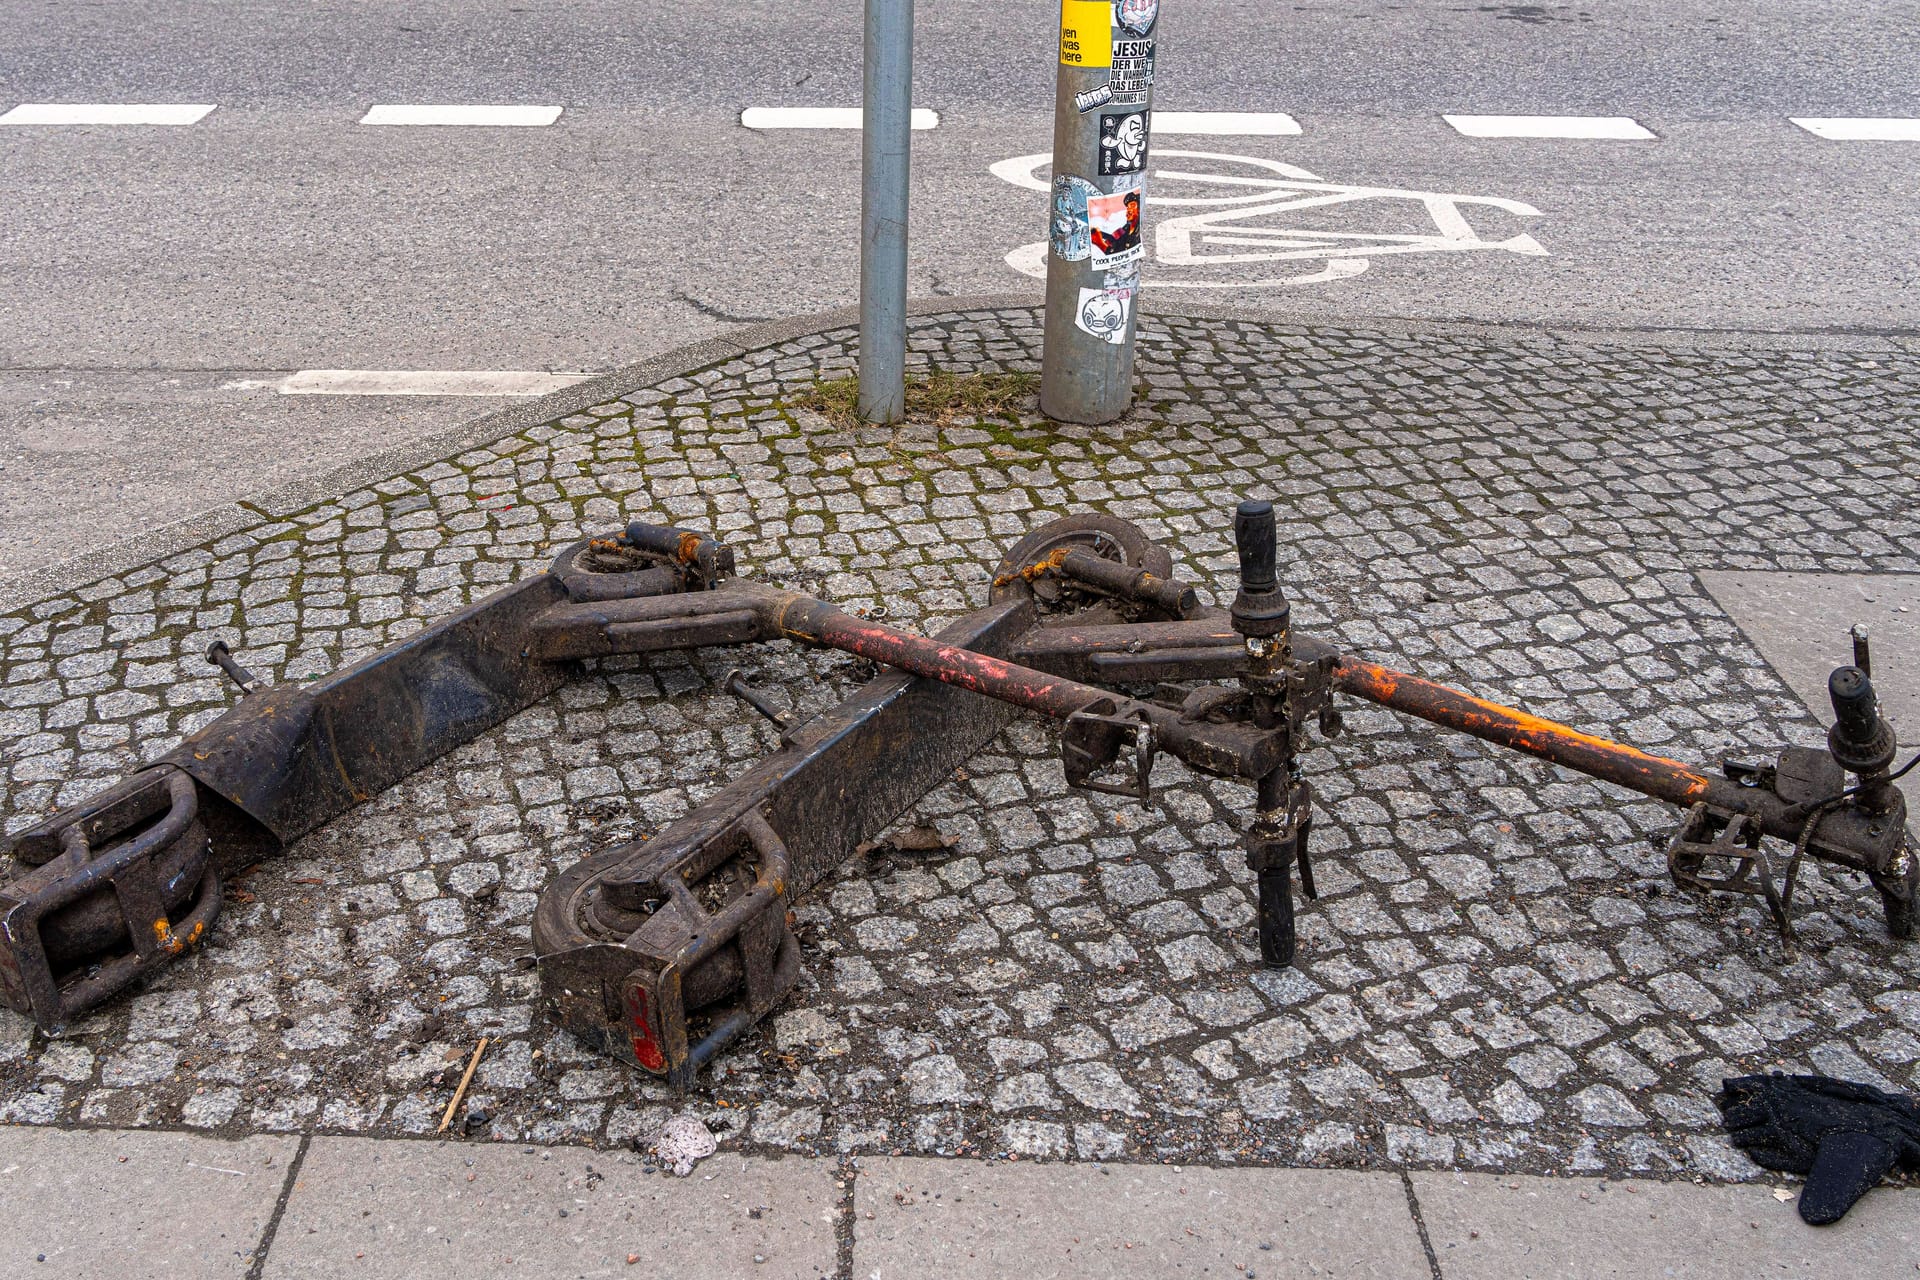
623,982,667,1072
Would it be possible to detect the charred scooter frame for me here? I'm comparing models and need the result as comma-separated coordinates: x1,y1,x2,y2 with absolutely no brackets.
3,503,1912,1086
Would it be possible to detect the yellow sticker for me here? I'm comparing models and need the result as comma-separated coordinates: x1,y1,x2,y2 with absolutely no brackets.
1060,0,1113,68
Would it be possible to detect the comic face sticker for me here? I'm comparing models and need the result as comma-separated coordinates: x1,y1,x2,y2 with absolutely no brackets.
1099,111,1150,175
1087,179,1144,269
1117,0,1159,37
1076,286,1133,344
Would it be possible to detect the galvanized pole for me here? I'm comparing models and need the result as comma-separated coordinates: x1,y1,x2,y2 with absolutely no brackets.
857,0,914,424
1041,0,1160,424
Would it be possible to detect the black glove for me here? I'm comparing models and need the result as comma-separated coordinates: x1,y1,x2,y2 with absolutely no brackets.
1718,1073,1920,1224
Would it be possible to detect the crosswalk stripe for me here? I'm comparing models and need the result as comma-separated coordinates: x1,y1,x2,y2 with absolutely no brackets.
0,103,217,126
1790,117,1920,141
1152,111,1301,136
741,107,940,130
277,370,594,396
359,104,564,127
1443,114,1655,140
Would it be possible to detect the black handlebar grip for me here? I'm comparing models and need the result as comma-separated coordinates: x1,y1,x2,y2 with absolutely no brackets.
1235,499,1277,595
1829,665,1880,743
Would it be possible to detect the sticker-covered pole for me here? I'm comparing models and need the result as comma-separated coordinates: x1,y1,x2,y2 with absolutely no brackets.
1041,0,1158,424
858,0,914,425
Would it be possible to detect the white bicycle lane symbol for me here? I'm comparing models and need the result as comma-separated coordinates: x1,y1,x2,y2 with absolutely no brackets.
991,149,1548,289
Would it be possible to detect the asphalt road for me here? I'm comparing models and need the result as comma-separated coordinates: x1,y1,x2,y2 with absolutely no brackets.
4,0,1915,116
1,0,1917,581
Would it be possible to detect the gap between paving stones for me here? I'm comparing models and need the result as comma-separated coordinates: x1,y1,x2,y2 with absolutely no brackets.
2,303,1919,1191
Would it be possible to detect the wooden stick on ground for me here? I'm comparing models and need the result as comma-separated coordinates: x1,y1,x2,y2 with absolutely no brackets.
438,1037,490,1134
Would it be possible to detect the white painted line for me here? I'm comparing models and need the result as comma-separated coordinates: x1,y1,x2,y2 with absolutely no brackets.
278,370,594,397
1443,114,1655,140
1791,117,1920,141
358,104,563,127
1151,111,1300,137
0,103,216,126
740,106,940,131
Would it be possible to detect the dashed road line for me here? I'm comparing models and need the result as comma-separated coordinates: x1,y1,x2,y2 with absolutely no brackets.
740,106,940,130
0,103,216,126
1791,117,1920,141
1152,111,1300,136
1443,114,1656,139
358,104,563,127
276,370,593,396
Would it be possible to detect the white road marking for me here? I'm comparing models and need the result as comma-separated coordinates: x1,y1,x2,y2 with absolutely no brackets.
1443,114,1655,139
740,107,940,130
278,370,593,397
1791,117,1920,141
0,103,216,126
358,104,563,127
1152,111,1301,136
995,148,1547,290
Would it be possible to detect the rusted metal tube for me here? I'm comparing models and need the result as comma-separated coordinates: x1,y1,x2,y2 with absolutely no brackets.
1057,548,1200,618
1010,616,1334,684
765,594,1284,780
1332,656,1716,807
773,595,1106,720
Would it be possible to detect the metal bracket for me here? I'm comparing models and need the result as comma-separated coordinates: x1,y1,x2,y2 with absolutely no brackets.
1062,701,1157,803
617,811,800,1087
0,768,219,1029
1667,802,1793,934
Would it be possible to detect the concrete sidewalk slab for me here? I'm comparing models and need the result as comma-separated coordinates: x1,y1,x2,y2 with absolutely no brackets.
264,1136,839,1279
1413,1171,1920,1278
852,1156,1429,1278
0,1124,296,1276
1702,570,1920,754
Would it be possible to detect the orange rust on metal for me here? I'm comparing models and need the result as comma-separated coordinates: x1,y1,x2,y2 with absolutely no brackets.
991,547,1071,590
772,595,1097,720
1333,656,1714,806
675,531,705,564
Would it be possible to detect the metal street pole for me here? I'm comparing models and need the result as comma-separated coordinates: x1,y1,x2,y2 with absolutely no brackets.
858,0,914,425
1041,0,1160,424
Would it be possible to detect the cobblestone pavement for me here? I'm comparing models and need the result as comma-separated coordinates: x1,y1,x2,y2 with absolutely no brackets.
3,308,1920,1184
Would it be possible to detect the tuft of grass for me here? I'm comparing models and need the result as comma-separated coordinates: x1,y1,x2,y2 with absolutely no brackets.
789,369,1040,430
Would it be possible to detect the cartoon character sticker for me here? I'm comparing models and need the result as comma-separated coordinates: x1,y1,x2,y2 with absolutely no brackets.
1087,178,1144,269
1075,285,1133,344
1099,111,1150,175
1117,0,1159,37
1050,174,1101,262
